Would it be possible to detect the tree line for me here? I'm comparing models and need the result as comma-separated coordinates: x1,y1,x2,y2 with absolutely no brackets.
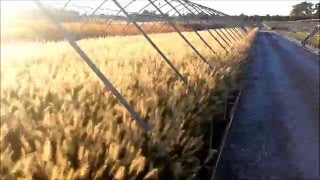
239,1,319,22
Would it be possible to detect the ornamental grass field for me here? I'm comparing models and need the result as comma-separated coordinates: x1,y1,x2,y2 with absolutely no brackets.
1,27,257,179
1,18,189,43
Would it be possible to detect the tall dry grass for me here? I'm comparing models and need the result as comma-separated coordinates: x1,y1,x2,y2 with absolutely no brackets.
1,19,189,43
1,27,257,179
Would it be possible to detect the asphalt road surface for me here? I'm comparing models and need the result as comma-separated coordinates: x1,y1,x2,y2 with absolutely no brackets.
214,31,319,180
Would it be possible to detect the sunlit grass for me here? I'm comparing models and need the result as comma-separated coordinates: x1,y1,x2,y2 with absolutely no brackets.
1,18,189,43
0,27,257,179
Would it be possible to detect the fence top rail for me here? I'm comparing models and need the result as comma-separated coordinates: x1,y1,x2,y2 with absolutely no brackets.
41,0,236,19
287,19,320,23
32,0,250,135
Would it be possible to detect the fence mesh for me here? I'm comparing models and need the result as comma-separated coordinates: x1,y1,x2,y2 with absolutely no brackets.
37,0,251,130
1,1,255,179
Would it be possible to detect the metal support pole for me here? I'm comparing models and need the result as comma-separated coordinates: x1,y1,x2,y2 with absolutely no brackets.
112,0,188,85
238,27,246,35
175,0,228,53
230,28,241,40
231,27,242,40
197,7,239,42
80,0,108,30
164,0,217,54
236,27,245,38
187,1,223,16
104,0,137,32
138,1,174,29
188,1,227,16
190,5,238,42
61,0,72,10
217,28,232,44
148,3,186,33
234,27,244,38
240,26,248,35
153,3,190,33
148,0,215,70
156,1,208,34
241,26,248,34
179,0,230,50
121,0,161,30
230,28,242,40
147,20,165,33
186,1,217,17
226,28,239,41
242,26,248,34
186,1,233,46
222,27,237,42
36,0,149,131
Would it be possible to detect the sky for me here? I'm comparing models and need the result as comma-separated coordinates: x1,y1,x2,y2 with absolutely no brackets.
1,0,319,16
195,0,320,16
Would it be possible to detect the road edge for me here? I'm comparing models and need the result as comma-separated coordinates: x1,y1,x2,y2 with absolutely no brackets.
271,31,320,56
210,91,242,180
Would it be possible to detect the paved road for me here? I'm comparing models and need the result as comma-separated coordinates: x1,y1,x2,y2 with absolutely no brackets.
214,31,319,180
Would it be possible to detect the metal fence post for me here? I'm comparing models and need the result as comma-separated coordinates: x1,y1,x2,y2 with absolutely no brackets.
148,0,215,70
164,0,218,54
186,1,235,44
36,0,149,131
177,0,230,51
112,0,189,85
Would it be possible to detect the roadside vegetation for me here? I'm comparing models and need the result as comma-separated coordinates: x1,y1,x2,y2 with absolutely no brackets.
0,23,257,179
1,18,190,43
287,31,320,48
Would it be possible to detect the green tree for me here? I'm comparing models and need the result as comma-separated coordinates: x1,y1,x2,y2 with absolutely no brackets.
265,14,271,21
314,3,320,17
290,1,314,16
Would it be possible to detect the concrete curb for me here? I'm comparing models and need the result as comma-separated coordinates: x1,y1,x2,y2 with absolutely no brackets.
211,90,242,180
